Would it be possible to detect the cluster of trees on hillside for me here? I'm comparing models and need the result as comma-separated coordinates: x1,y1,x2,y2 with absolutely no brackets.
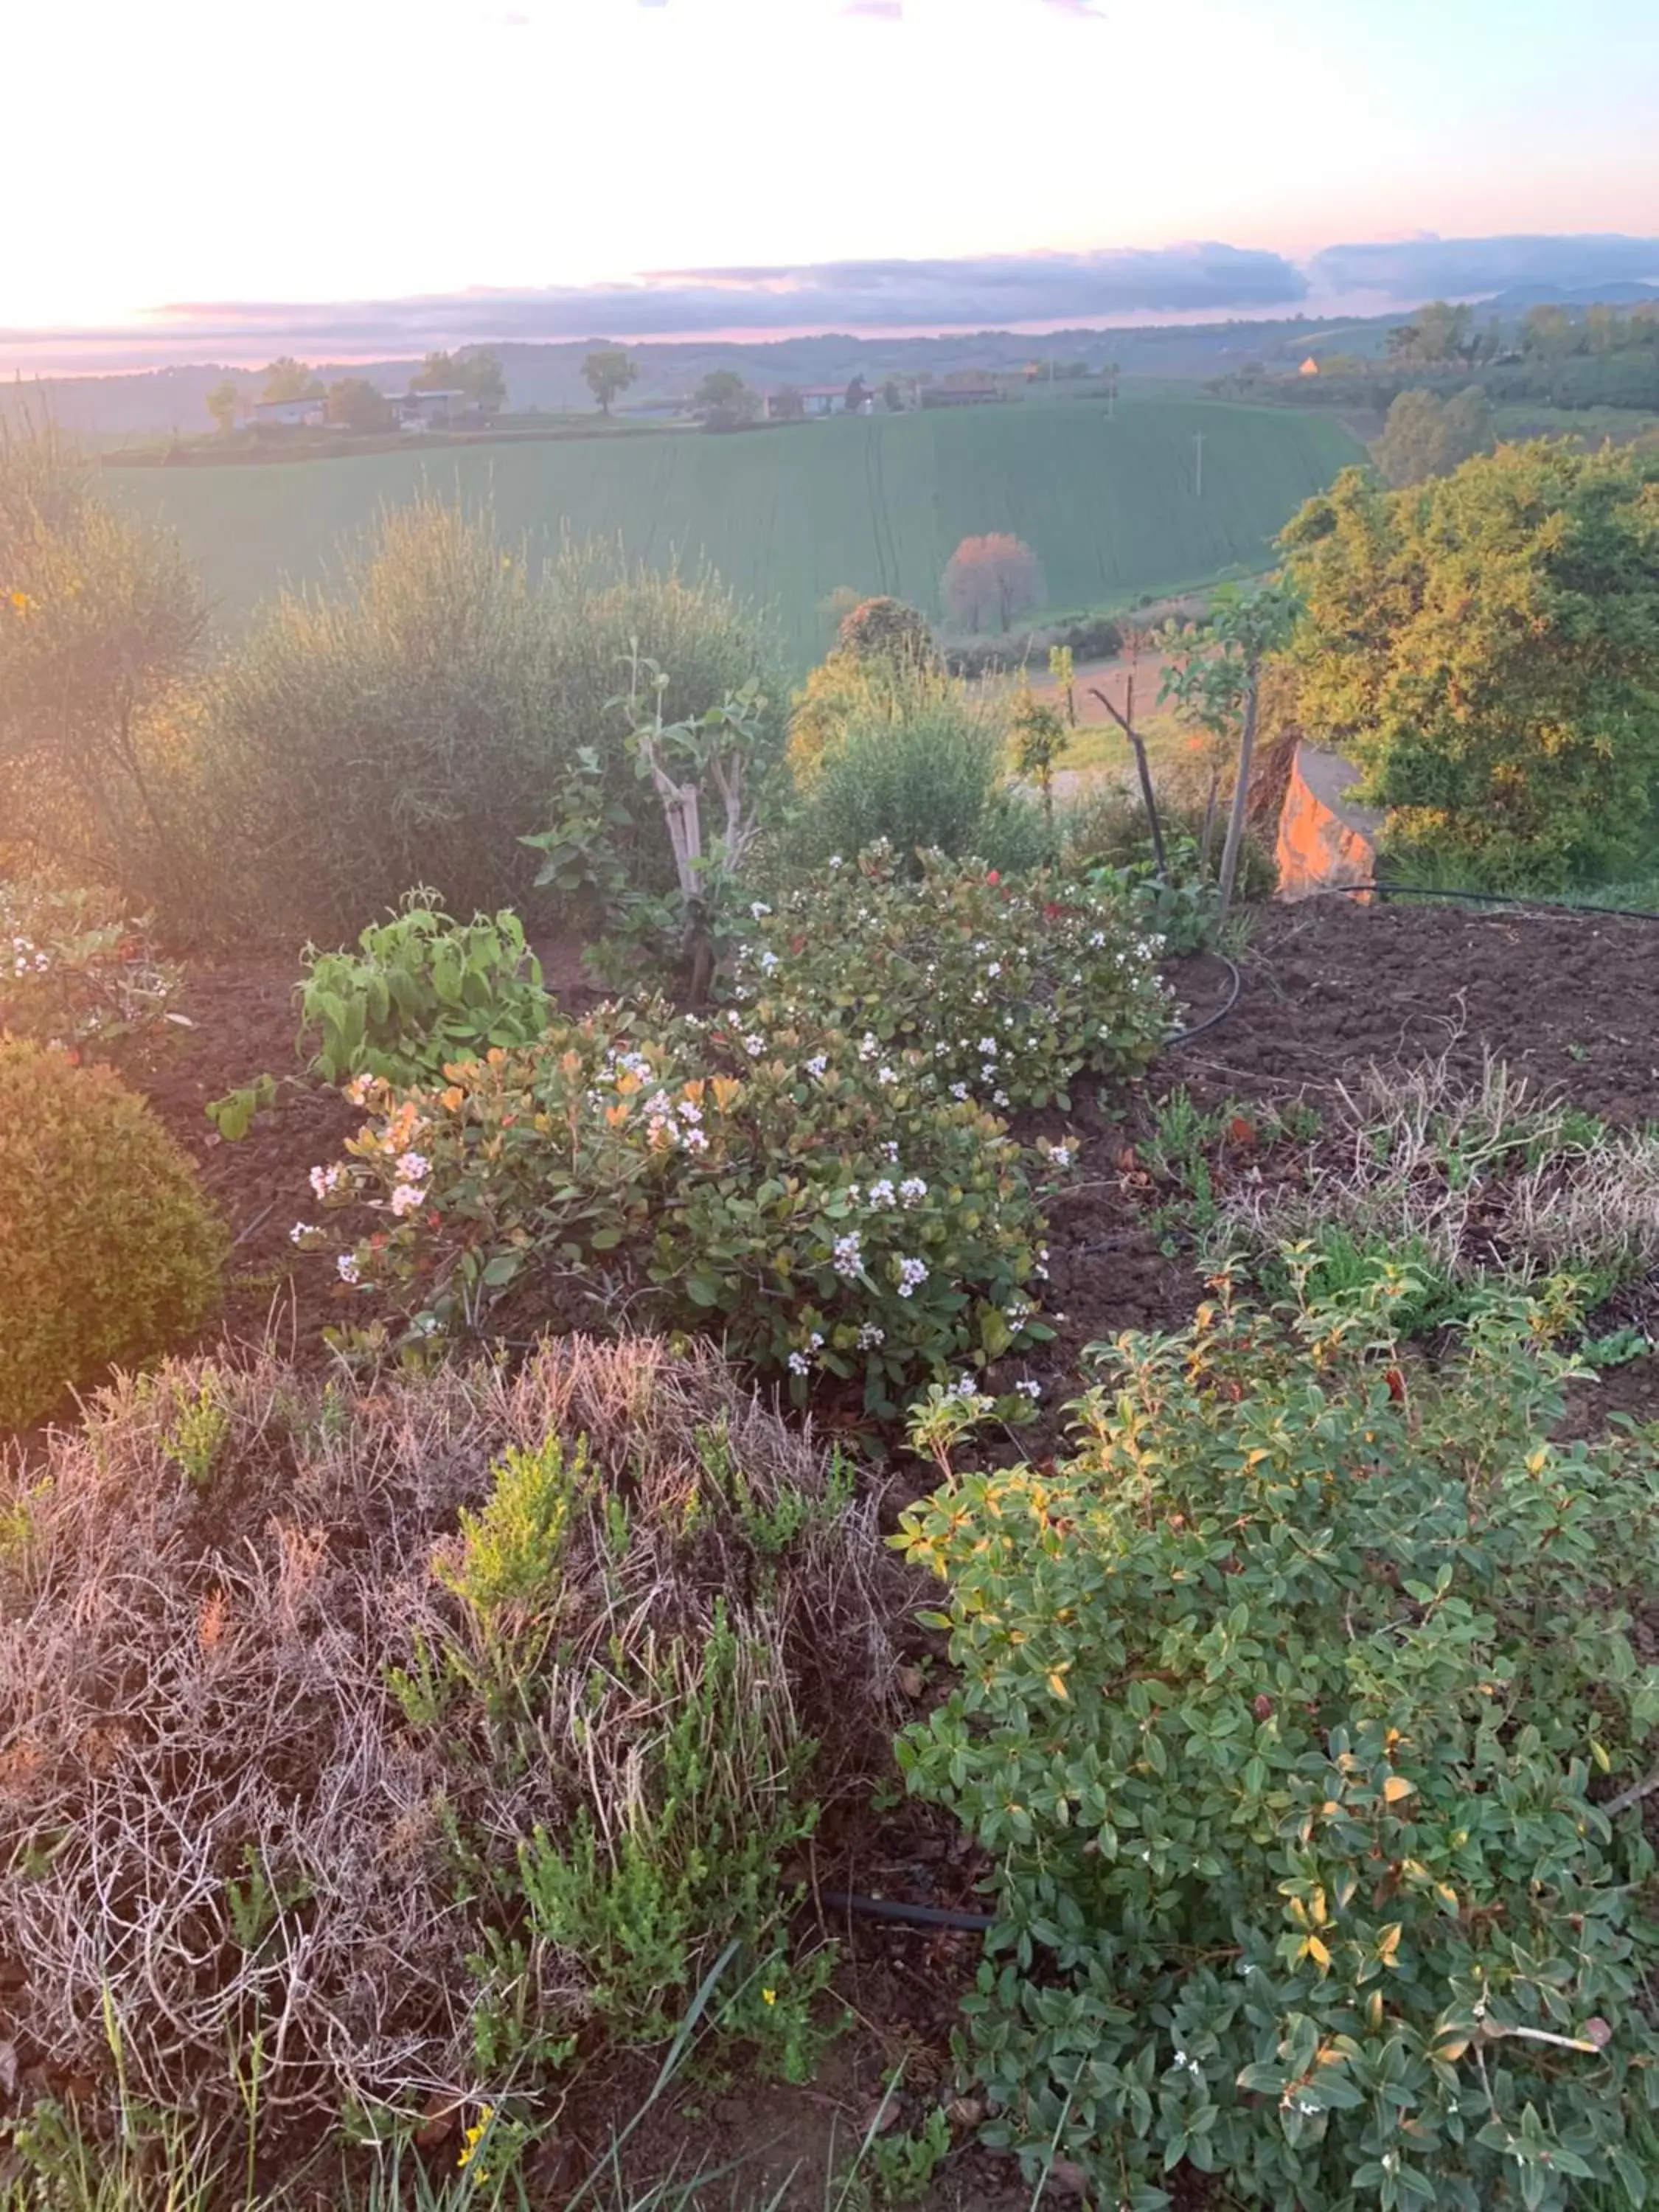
1214,296,1659,422
202,349,507,435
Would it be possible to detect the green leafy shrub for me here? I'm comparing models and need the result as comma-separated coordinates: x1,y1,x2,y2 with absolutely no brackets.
1060,782,1276,905
897,1283,1659,2211
296,892,551,1086
0,874,184,1049
0,1337,893,2138
788,675,1042,872
0,1040,223,1428
318,998,1049,1414
728,844,1169,1110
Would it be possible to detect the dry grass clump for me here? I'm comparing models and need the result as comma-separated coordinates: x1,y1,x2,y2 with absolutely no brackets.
0,1338,894,2140
1215,1046,1659,1291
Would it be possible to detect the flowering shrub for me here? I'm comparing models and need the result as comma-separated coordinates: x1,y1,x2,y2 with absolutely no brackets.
897,1282,1659,2211
296,893,551,1087
0,1040,223,1428
0,876,184,1051
729,846,1169,1111
311,998,1052,1413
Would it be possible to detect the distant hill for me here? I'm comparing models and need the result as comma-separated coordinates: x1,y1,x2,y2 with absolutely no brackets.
5,316,1403,438
1482,281,1659,312
26,277,1656,442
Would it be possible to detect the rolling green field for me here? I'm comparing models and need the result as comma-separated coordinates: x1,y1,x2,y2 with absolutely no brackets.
108,397,1363,668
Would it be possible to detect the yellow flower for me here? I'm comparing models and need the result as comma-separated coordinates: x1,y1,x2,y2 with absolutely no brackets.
762,1987,777,2006
458,2107,494,2171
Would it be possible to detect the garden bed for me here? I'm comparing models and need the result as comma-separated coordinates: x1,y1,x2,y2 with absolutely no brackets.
52,891,1657,2211
110,897,1659,1426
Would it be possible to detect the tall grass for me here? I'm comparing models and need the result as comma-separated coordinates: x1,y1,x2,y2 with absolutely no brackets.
201,495,555,941
195,512,783,943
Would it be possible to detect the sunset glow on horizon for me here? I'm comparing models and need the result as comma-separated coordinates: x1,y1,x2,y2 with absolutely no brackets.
7,0,1658,371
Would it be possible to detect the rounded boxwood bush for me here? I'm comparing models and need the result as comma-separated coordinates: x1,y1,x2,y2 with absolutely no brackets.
0,1040,224,1427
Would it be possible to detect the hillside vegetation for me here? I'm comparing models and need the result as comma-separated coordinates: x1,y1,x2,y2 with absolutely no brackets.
108,396,1361,666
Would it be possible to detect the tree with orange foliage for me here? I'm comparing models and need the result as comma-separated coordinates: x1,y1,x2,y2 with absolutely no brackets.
941,533,1043,635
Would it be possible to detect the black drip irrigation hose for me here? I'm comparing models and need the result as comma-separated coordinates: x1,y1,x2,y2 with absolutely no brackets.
1166,953,1241,1048
1301,880,1659,926
819,1888,996,1933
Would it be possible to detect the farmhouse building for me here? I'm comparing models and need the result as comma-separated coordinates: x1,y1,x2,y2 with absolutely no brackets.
763,385,852,420
392,389,483,431
253,395,326,428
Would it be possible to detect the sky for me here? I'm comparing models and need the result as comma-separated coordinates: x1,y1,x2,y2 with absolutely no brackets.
5,0,1659,371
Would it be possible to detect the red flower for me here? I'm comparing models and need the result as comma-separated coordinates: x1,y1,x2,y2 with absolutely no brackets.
985,871,1001,886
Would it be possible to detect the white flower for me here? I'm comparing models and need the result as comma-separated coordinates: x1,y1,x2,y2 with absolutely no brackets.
787,1351,811,1376
880,1141,900,1163
978,1036,998,1056
743,1034,765,1057
950,1082,969,1101
832,1231,863,1279
858,1033,879,1061
337,1252,364,1285
289,1222,315,1245
309,1163,345,1202
683,1126,709,1152
993,1090,1010,1108
867,1179,897,1210
828,855,844,869
858,1324,886,1350
751,902,771,919
805,1054,828,1079
1015,1379,1041,1401
676,1099,702,1123
808,1330,824,1351
1049,1144,1072,1170
953,1373,979,1399
899,1177,928,1206
986,961,1002,978
759,950,780,974
395,1151,429,1183
646,1089,674,1117
896,1256,929,1297
1089,931,1107,949
877,1066,898,1086
389,1183,425,1217
344,1072,375,1106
